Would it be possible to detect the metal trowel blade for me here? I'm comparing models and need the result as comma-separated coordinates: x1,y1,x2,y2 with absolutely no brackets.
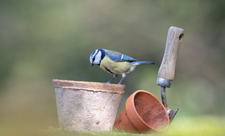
168,108,179,123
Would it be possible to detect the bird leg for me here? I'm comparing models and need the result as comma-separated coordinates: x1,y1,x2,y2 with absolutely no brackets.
118,73,126,84
106,75,118,83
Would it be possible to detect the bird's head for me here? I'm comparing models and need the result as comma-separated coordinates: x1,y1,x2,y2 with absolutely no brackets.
89,49,105,67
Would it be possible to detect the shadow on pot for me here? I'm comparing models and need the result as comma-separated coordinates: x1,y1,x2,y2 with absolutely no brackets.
113,90,169,134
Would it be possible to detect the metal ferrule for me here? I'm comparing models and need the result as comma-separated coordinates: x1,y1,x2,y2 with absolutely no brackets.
157,77,172,88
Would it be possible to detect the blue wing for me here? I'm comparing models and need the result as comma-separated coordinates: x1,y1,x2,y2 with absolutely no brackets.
104,49,138,62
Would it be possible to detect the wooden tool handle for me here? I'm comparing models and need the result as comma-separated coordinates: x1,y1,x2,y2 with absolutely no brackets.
158,26,184,81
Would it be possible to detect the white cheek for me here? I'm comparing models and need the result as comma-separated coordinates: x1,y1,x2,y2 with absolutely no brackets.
93,52,102,64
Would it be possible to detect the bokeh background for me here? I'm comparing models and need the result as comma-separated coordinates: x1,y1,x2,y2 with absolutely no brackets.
1,0,225,134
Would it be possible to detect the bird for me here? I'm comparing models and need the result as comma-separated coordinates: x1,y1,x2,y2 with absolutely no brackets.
89,48,155,84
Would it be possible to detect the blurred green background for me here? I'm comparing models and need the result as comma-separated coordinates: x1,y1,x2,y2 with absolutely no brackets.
1,0,225,134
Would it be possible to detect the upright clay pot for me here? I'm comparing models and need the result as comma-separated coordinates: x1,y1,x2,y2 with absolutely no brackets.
114,90,169,133
53,79,125,131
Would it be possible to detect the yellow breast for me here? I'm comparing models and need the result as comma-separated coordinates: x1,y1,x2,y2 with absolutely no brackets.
100,56,132,75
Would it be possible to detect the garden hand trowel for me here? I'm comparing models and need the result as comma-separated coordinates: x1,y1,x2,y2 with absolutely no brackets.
157,26,184,123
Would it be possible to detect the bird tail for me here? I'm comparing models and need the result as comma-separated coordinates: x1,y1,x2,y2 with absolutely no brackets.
136,61,155,65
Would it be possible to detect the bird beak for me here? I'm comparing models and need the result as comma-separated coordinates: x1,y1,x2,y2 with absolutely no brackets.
90,63,94,67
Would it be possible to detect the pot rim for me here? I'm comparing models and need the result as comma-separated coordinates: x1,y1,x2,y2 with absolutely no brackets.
53,79,125,94
126,90,169,132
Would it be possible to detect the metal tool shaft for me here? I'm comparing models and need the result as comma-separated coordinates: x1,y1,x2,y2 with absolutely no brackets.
160,86,168,109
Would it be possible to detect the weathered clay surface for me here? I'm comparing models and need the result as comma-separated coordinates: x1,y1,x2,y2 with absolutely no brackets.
53,79,125,131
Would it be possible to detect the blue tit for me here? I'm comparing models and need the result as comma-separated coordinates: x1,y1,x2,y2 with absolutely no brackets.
89,48,155,84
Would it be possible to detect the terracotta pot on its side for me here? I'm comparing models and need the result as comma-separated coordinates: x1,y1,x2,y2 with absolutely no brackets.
113,90,169,133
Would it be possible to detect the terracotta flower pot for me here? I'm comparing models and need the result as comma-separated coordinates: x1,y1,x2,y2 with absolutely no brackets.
53,79,125,131
113,90,169,133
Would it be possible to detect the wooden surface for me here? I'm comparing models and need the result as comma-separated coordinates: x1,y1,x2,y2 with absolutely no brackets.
158,26,184,81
